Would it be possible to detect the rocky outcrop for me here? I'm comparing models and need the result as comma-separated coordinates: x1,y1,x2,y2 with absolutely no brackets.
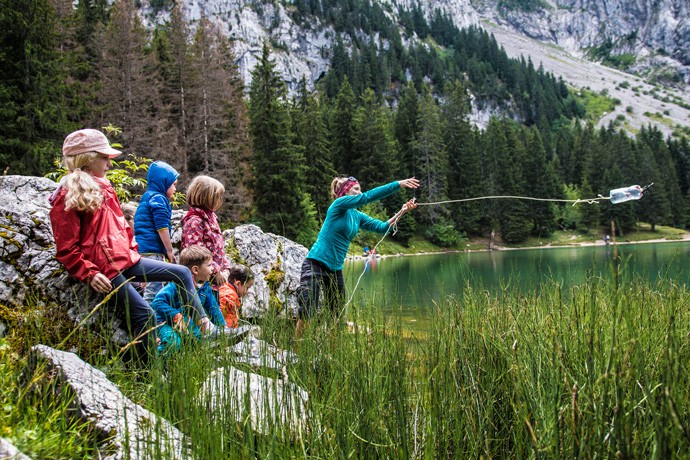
0,176,305,341
140,0,688,90
224,224,306,318
0,438,33,460
199,365,309,437
140,0,334,93
473,0,690,84
27,345,190,460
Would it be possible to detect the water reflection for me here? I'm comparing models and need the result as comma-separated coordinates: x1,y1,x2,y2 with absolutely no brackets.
345,242,690,310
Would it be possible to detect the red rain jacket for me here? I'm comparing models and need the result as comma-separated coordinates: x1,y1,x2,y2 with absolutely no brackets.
49,178,140,283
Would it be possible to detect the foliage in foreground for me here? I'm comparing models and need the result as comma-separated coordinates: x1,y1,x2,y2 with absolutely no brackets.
2,276,690,458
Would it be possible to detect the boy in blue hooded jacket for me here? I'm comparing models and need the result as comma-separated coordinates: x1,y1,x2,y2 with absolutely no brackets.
134,161,179,302
151,245,226,355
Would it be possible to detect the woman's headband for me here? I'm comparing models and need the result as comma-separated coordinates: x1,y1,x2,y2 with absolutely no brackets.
336,177,359,198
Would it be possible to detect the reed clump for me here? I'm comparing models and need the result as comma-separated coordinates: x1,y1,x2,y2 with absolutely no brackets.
125,276,690,458
3,276,690,458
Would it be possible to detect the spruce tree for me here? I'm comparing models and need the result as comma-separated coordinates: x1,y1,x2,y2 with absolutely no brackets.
394,81,419,177
351,88,398,187
524,127,558,236
444,80,484,235
291,78,335,222
413,85,448,225
486,119,531,243
249,43,318,244
187,17,252,222
330,77,357,174
577,179,601,232
0,0,73,174
152,4,192,174
96,0,163,155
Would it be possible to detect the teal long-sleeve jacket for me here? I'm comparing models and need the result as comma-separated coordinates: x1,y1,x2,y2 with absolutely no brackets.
307,181,400,271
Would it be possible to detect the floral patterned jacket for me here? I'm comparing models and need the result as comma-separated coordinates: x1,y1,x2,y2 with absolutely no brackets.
180,207,231,277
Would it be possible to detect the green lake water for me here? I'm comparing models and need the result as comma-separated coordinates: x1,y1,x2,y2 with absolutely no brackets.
343,242,690,335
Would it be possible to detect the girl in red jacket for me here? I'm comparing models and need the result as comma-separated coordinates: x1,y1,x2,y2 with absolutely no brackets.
49,129,213,360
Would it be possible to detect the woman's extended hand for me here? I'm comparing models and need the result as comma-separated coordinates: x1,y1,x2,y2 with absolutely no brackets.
90,272,112,293
398,178,420,189
402,198,418,213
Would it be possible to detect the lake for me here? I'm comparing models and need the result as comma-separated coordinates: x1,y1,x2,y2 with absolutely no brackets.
343,241,690,333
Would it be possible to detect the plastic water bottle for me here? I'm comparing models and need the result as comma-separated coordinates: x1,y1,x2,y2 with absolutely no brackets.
609,185,643,204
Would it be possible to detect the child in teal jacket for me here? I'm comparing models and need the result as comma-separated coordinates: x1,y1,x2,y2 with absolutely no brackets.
152,245,226,355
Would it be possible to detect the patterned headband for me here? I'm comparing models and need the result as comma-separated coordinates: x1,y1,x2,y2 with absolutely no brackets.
336,177,359,198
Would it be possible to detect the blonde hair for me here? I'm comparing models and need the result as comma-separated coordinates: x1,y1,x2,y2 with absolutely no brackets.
62,152,104,212
186,175,225,211
330,176,350,200
179,245,212,269
121,202,137,222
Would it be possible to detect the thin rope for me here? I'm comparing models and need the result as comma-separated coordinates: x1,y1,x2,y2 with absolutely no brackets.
339,183,654,317
417,194,611,207
340,195,594,315
341,222,395,314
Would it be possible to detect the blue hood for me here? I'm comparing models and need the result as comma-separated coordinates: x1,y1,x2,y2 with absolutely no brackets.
146,161,179,194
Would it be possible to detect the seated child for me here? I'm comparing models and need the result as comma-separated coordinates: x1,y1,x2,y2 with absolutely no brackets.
121,202,137,232
218,265,254,328
134,161,179,302
151,245,226,355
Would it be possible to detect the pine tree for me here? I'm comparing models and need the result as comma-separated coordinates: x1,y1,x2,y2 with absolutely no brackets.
413,85,448,225
291,78,335,222
0,0,73,174
249,43,318,244
330,77,357,174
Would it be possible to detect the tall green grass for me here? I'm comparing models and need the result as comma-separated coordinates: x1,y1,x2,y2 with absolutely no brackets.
2,275,690,458
125,276,690,458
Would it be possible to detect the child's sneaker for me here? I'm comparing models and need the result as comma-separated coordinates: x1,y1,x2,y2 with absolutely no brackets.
222,325,251,344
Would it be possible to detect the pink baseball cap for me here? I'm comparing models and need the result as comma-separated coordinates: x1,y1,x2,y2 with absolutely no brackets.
62,129,122,158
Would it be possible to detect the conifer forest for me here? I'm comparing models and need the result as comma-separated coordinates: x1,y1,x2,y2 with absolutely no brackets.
3,0,690,247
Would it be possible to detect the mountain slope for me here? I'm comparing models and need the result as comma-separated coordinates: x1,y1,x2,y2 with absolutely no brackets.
484,21,690,137
140,0,689,137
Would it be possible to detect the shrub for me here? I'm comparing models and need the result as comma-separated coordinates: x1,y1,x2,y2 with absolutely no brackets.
425,220,464,247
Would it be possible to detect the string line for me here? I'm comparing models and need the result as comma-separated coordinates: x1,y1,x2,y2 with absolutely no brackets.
340,193,608,315
417,195,611,206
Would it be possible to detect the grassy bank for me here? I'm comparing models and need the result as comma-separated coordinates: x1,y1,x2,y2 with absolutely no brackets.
350,222,688,256
2,273,690,458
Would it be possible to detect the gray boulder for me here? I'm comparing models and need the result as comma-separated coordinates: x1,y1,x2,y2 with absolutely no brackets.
229,333,298,370
27,345,190,460
0,175,127,342
0,438,33,460
199,365,309,438
224,224,307,318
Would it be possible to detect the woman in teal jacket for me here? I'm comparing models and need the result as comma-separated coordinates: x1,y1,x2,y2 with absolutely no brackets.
295,176,419,335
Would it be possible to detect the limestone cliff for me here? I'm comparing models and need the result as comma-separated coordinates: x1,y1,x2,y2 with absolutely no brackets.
139,0,688,90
